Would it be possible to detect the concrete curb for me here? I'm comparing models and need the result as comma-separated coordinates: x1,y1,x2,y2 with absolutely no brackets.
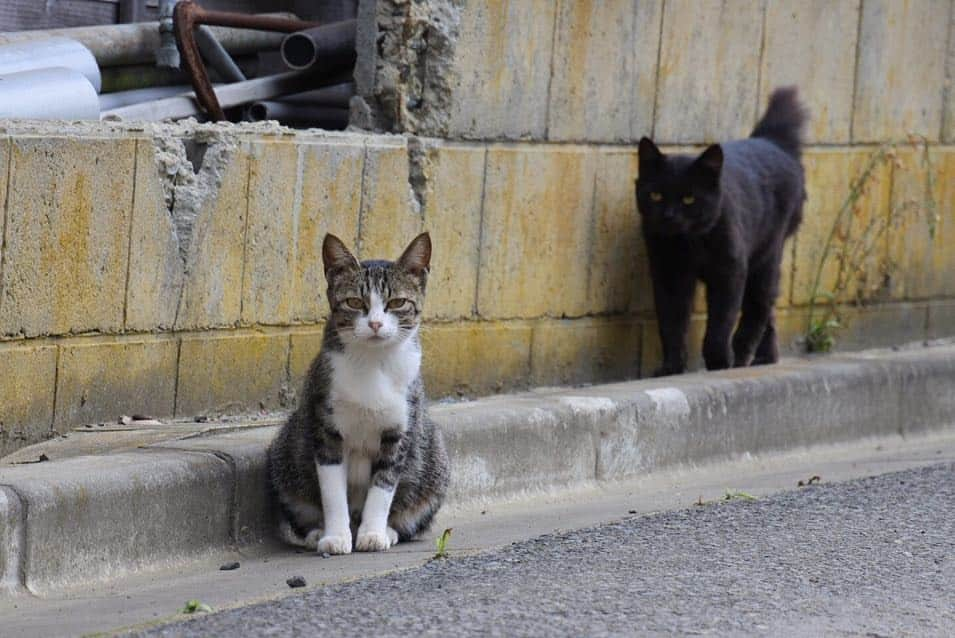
1,345,954,595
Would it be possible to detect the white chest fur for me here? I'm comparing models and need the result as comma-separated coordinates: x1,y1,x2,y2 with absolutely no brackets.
327,335,420,492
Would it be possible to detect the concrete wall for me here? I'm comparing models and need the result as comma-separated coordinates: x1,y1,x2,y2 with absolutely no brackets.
1,0,954,455
361,0,953,145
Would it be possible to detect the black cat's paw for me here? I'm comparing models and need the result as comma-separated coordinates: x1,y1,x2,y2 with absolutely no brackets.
703,349,733,370
652,364,686,377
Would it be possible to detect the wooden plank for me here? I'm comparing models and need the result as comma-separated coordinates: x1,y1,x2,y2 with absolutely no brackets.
0,1,289,33
0,1,116,31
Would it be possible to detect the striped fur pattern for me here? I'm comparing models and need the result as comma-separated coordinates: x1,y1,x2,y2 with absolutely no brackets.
268,233,449,554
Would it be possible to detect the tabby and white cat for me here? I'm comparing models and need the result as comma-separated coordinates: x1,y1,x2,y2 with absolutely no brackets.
268,232,449,555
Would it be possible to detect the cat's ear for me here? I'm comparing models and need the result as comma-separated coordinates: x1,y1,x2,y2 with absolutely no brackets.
397,232,431,276
693,144,723,181
322,233,359,276
638,137,663,174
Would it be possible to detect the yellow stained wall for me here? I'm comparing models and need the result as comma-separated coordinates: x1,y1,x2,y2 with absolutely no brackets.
0,133,951,457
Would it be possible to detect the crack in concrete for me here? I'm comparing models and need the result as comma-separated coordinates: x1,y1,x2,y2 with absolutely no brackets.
149,132,239,267
406,135,430,216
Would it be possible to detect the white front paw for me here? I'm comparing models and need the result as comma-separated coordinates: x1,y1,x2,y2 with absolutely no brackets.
317,532,352,555
387,527,399,546
355,528,392,552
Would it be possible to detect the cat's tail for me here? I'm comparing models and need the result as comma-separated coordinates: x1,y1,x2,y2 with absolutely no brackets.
750,86,808,158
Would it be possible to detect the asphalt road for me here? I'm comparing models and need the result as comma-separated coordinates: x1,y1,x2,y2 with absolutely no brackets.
136,463,955,637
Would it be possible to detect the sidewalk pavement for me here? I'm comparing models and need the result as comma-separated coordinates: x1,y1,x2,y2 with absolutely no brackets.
1,342,953,596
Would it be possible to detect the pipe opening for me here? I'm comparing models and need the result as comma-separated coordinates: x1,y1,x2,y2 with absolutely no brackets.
248,103,268,121
282,33,317,70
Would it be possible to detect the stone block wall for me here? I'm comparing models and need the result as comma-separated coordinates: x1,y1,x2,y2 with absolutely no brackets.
360,0,952,145
1,0,953,455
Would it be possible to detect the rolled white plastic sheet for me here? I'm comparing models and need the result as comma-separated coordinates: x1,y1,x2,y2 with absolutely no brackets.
0,37,101,92
0,67,99,120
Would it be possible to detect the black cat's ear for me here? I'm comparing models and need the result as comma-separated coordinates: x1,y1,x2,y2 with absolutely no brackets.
638,137,663,174
694,144,723,181
397,232,431,276
322,233,359,276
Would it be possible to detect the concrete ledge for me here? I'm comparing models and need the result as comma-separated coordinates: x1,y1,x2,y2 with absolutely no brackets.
0,450,233,595
1,345,953,595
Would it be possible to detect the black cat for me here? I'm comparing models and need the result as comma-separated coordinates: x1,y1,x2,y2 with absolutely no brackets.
636,86,807,375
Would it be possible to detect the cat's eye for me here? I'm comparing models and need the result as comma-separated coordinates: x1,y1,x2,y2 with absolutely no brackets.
682,195,695,205
344,297,365,310
386,298,411,311
649,192,663,202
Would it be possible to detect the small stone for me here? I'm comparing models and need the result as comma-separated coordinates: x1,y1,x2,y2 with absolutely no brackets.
287,576,307,588
219,562,240,571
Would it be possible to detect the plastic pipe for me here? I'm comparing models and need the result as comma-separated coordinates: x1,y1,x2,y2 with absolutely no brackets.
102,68,352,121
281,20,357,71
195,25,245,83
247,101,349,128
280,82,354,108
98,85,195,110
0,15,297,67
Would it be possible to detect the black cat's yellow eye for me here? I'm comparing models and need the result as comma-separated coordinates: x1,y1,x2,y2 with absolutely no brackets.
344,297,365,310
386,298,410,311
682,195,695,205
650,192,663,202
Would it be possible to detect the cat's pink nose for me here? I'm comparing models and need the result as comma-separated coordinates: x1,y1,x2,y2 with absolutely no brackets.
368,321,382,333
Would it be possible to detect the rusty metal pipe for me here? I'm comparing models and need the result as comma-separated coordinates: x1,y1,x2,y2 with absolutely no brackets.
281,19,357,71
173,1,317,120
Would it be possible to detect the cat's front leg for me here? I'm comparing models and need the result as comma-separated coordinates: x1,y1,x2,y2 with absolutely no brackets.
646,237,696,376
356,429,405,552
703,266,746,370
355,484,397,551
316,461,352,555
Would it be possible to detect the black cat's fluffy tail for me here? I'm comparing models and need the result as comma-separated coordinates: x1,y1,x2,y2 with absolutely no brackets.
751,86,808,158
